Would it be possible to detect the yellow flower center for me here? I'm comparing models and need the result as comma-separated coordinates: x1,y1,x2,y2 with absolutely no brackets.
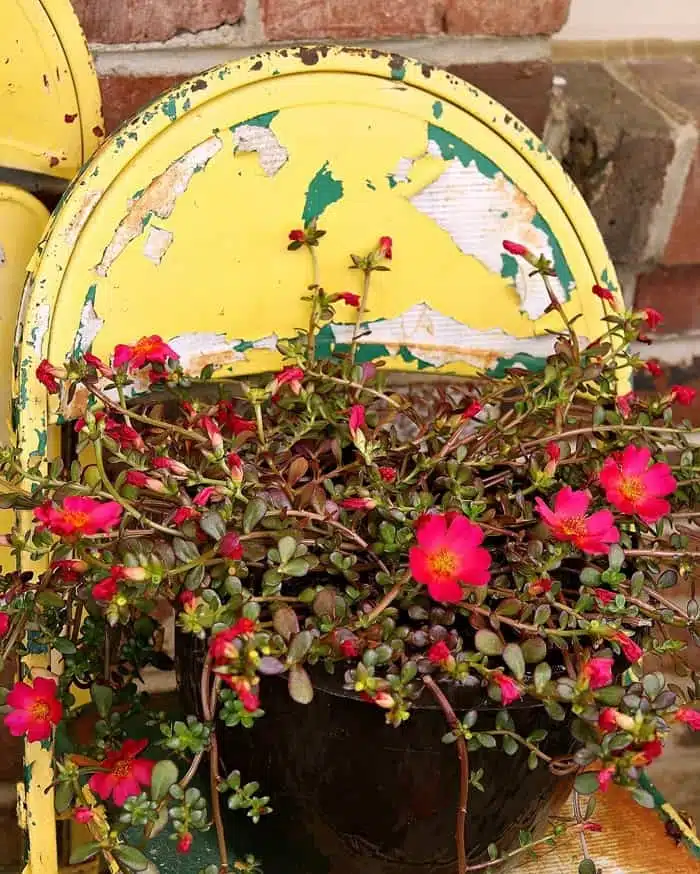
133,337,161,356
428,548,458,577
30,701,50,721
112,760,133,779
561,516,587,538
619,476,644,502
61,510,90,529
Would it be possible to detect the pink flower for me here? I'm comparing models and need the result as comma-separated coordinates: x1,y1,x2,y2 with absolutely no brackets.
676,707,700,730
34,496,122,539
219,532,243,560
349,404,366,439
427,641,452,665
125,470,165,493
545,442,561,463
616,391,637,419
89,739,155,807
592,284,615,304
73,807,94,824
643,308,663,330
177,832,193,854
4,678,62,742
273,366,304,396
378,466,397,483
614,632,643,663
502,240,530,258
36,360,62,394
337,292,360,307
152,456,190,476
288,229,305,242
200,416,224,453
597,766,615,792
645,359,663,378
599,445,676,524
581,657,614,690
535,487,619,555
598,708,619,732
492,672,522,706
409,512,491,603
340,497,376,511
0,612,9,637
193,486,222,507
113,335,178,371
378,236,392,259
594,588,615,605
671,385,697,406
461,401,482,420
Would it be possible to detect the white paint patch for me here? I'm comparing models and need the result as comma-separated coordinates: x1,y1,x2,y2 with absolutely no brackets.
169,331,278,374
63,189,103,249
0,242,5,266
232,124,288,177
409,140,569,320
31,303,51,353
74,301,105,353
330,303,578,370
389,156,414,185
143,226,173,265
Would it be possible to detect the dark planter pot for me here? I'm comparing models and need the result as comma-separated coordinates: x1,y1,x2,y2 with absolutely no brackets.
177,636,575,874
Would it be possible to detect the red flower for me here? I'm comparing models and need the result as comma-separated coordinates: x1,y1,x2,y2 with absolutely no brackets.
545,442,561,463
639,738,663,764
598,708,619,732
34,496,122,539
125,470,165,493
4,678,62,742
113,335,178,371
288,229,305,242
676,707,700,730
378,236,392,259
219,532,243,560
272,366,304,396
594,588,615,605
340,497,376,510
173,507,199,526
502,240,530,258
338,292,360,307
582,823,603,833
535,487,619,555
597,766,615,792
339,638,360,658
88,739,155,807
492,672,522,706
223,676,260,712
581,657,614,690
527,578,552,596
83,352,113,377
177,833,193,854
51,559,88,583
36,360,62,394
599,445,676,524
427,641,452,665
461,401,483,420
642,308,663,330
378,466,397,483
361,690,395,709
193,486,222,507
210,619,257,663
671,385,697,406
349,404,365,439
592,284,615,304
200,415,224,453
409,512,491,603
152,456,190,476
645,359,663,378
614,632,643,663
0,612,9,637
616,391,637,418
179,590,196,608
73,807,94,825
214,402,256,435
92,577,118,602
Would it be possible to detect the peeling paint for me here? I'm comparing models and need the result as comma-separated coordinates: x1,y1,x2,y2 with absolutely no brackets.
432,101,443,119
74,285,103,353
388,156,414,187
168,331,278,375
143,226,173,265
63,189,103,249
94,136,222,277
33,429,47,456
30,304,50,354
302,162,344,224
328,303,577,370
0,242,5,266
232,123,288,177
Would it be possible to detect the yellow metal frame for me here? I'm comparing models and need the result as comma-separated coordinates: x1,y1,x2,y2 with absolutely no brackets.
1,0,104,180
11,47,622,874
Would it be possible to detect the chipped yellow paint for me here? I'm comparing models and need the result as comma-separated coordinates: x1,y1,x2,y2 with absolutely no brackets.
1,0,104,180
13,48,623,874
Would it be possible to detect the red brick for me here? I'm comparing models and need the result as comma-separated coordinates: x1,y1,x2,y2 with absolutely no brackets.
72,0,244,43
447,60,553,136
445,0,571,36
99,75,187,132
635,265,700,335
261,0,444,39
625,60,700,267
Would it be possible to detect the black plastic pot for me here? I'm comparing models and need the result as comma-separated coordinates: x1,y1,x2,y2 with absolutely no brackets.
177,636,575,874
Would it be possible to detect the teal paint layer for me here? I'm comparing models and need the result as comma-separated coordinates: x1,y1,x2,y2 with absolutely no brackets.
432,101,443,119
302,162,344,225
486,353,547,378
230,110,279,131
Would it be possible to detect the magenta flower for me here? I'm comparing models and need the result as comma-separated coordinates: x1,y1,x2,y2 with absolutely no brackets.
492,672,522,705
535,487,619,555
427,641,451,665
113,335,178,370
597,766,615,792
34,496,122,539
599,445,676,524
676,707,700,730
89,739,155,807
5,678,62,742
581,657,614,690
614,632,643,663
349,404,366,440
